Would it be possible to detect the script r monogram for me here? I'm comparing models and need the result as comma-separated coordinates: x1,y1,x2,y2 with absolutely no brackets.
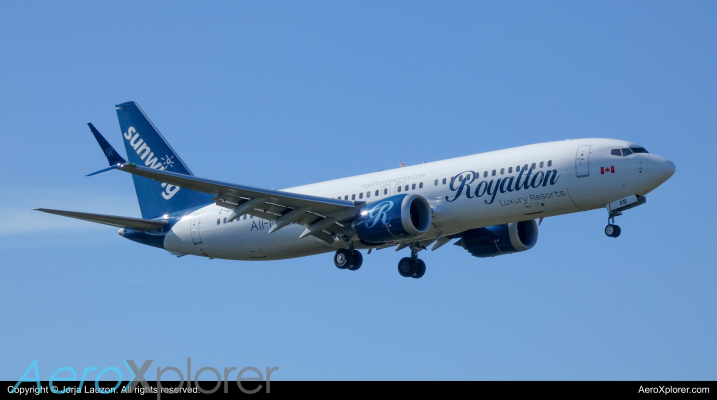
367,201,393,228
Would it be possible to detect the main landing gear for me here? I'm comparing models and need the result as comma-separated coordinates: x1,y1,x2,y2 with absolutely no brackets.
333,240,427,279
397,244,426,279
334,242,363,271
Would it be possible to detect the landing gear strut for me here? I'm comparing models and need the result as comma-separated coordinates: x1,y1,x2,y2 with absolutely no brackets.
605,211,621,238
397,244,426,279
334,240,363,271
603,195,647,238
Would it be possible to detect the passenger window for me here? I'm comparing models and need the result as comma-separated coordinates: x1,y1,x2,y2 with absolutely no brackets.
451,177,455,185
359,193,363,199
484,171,488,178
442,178,446,185
344,195,348,200
434,179,438,186
516,165,520,171
405,185,409,191
540,161,544,168
500,168,505,175
459,175,463,182
217,219,220,225
621,148,633,156
492,170,496,176
352,194,356,200
383,188,388,195
523,164,528,171
412,183,416,190
366,191,370,198
250,216,253,219
419,182,423,189
548,160,552,167
397,186,402,193
223,217,227,224
244,215,247,220
611,149,622,156
375,190,379,196
509,167,513,173
531,163,536,169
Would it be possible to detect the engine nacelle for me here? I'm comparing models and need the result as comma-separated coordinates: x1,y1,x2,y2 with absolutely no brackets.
455,220,538,258
354,194,432,244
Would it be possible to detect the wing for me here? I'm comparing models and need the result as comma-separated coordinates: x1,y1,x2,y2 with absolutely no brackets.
115,163,361,243
35,209,168,231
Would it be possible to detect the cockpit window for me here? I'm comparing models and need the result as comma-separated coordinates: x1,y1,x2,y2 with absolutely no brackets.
612,147,648,156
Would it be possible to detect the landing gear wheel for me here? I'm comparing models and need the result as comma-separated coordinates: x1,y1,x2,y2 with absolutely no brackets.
398,257,416,277
334,249,352,269
412,259,426,279
605,224,621,238
347,250,363,271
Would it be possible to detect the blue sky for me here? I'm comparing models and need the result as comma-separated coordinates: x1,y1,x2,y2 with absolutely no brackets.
1,1,715,380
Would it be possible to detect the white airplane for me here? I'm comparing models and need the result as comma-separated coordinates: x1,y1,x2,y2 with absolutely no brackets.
37,102,676,279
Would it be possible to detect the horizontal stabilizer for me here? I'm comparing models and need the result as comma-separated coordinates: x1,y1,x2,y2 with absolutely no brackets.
34,208,167,231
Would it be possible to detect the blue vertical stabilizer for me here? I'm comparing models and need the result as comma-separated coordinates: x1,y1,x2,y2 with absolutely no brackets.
115,101,213,219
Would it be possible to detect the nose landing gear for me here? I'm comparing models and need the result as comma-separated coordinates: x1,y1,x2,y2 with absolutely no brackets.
605,210,622,238
603,195,647,238
605,223,621,238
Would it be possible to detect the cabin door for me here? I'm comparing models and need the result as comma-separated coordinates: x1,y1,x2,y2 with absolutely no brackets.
575,145,591,177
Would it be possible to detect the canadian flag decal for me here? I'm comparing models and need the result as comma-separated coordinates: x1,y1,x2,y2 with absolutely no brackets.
601,166,615,174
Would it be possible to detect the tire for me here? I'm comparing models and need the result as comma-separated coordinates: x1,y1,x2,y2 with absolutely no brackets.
412,259,426,279
334,249,352,269
605,224,616,237
613,225,621,238
348,250,363,271
397,257,416,277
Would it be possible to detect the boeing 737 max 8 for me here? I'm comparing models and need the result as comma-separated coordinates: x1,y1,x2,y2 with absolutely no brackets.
37,102,676,279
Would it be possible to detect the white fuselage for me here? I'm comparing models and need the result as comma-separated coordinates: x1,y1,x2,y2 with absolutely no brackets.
162,138,673,260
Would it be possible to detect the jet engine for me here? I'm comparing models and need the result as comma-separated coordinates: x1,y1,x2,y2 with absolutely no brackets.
354,194,432,244
455,220,538,258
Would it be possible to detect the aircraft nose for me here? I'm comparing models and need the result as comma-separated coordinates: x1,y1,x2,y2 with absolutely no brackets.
647,154,676,187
